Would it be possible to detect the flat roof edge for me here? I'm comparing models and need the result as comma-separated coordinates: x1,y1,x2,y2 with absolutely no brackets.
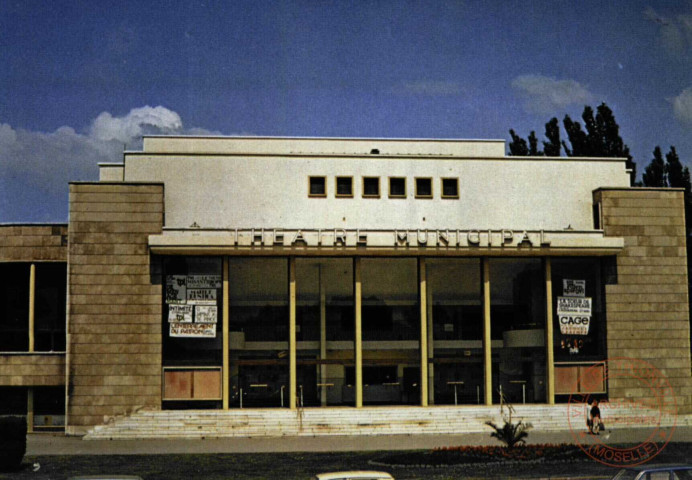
122,151,626,162
141,135,508,143
0,222,68,226
594,186,685,192
69,181,164,186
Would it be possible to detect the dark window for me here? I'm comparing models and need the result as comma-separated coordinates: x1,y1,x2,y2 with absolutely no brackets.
362,177,380,197
35,263,67,351
162,256,223,366
0,387,27,415
336,177,353,197
389,177,406,198
593,203,602,229
309,176,326,197
33,386,66,429
0,263,30,351
345,366,398,385
551,257,607,363
415,178,433,198
442,178,459,198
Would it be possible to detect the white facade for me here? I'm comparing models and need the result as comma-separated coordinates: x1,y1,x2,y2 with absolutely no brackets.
108,136,630,232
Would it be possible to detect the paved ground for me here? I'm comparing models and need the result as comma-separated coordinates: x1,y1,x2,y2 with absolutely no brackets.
26,426,692,455
6,427,688,480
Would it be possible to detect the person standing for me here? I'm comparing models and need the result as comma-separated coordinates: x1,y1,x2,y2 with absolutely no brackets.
589,399,602,434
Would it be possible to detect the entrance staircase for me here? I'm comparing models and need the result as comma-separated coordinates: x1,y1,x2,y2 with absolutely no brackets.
84,403,686,440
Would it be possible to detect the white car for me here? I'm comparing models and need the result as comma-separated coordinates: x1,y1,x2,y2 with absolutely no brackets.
313,471,394,480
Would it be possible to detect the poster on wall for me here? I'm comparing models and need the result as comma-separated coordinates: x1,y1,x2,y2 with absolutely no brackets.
195,305,218,324
170,322,216,338
187,275,222,289
165,275,187,304
168,304,193,323
558,315,591,335
186,288,217,305
562,279,586,297
557,296,592,315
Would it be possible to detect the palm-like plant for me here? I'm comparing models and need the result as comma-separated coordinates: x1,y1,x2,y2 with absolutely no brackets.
484,419,532,448
485,387,533,448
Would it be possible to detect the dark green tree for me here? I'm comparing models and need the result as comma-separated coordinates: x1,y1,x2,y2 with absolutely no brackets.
543,118,561,156
666,147,686,189
508,129,529,156
561,115,589,156
511,103,636,185
528,131,543,156
642,147,667,187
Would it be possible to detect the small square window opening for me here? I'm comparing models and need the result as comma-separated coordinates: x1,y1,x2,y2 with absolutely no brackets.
442,178,459,199
415,177,433,198
336,176,353,197
309,176,327,197
363,177,380,197
389,177,406,198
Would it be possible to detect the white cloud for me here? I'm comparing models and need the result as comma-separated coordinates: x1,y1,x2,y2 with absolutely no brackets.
0,106,218,222
673,87,692,125
511,74,596,115
89,106,183,143
644,6,692,56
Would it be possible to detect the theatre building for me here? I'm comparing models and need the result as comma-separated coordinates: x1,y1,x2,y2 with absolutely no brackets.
1,136,691,437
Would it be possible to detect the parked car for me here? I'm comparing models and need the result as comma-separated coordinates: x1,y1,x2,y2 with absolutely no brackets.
610,464,692,480
313,471,394,480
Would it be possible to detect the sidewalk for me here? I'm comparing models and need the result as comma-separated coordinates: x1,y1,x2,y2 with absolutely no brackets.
26,426,692,456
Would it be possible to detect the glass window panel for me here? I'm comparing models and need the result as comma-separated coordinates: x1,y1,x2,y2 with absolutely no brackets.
442,178,459,198
551,257,607,401
361,258,419,405
0,263,30,351
336,177,353,197
309,176,326,196
389,177,406,197
162,257,223,371
363,177,380,197
415,178,432,198
490,258,546,404
296,258,354,406
229,257,288,408
34,263,67,352
427,258,484,405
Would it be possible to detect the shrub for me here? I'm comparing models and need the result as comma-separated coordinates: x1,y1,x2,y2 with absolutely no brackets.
0,416,27,471
485,419,532,448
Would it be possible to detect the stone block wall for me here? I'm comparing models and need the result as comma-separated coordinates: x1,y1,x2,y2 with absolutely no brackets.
0,224,67,262
66,183,164,434
0,354,65,386
596,188,692,414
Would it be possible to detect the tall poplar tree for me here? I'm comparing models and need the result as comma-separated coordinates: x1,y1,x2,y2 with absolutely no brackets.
543,118,561,156
642,147,666,187
508,103,636,185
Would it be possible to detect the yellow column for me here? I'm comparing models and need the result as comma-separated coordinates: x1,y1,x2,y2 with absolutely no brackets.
419,258,428,406
482,258,492,405
426,276,434,405
289,257,297,409
223,257,230,409
319,265,328,406
354,257,363,408
29,263,36,352
545,258,555,405
27,387,34,433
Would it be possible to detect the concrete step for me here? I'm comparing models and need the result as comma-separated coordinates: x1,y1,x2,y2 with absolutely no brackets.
84,403,691,440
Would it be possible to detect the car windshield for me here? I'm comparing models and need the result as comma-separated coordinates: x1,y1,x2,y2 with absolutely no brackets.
611,470,640,480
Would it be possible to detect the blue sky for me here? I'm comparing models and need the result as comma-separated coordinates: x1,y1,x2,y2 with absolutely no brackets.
2,0,692,222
